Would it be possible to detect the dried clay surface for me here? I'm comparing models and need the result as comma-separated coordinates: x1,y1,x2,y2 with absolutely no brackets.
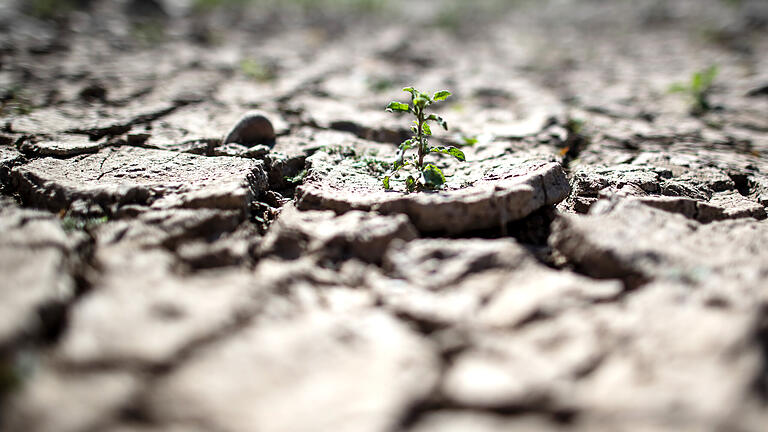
1,1,768,432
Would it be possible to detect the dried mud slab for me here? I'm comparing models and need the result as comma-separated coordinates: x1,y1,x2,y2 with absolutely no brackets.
57,247,261,366
373,238,621,330
1,369,139,432
566,152,768,219
552,199,768,295
436,285,763,431
0,198,79,348
561,283,762,431
638,192,766,223
379,240,764,429
8,101,181,139
146,311,439,432
297,146,569,233
259,205,417,263
0,145,22,166
10,146,267,214
97,208,260,268
17,135,106,158
0,145,23,190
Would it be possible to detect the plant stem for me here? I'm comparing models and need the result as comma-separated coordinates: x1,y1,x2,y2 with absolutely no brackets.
416,109,425,169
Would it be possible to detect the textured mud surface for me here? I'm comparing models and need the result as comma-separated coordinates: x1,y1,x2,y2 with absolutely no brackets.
1,0,768,431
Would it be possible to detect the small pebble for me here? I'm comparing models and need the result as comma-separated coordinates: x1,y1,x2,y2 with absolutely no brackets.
223,110,276,147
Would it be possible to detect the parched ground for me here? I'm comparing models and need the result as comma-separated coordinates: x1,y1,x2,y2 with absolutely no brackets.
2,0,768,431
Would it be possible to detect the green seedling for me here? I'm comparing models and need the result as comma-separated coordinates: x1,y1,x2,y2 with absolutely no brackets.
60,215,108,233
283,169,307,185
669,65,718,116
383,87,465,191
240,58,277,82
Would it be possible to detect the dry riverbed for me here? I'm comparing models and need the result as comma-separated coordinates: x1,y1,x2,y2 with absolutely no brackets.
1,0,768,431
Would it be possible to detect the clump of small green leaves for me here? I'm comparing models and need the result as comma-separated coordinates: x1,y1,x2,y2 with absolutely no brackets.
240,58,277,82
383,87,465,191
669,65,719,116
60,215,108,233
353,157,391,175
283,169,307,185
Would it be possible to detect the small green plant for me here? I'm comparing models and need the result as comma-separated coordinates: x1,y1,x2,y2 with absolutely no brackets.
283,169,307,185
383,87,465,191
240,58,277,82
60,215,108,233
669,65,719,115
353,157,391,175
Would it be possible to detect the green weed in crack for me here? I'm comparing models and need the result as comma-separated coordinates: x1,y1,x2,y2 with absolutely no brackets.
60,214,108,233
383,87,465,191
283,169,308,185
669,65,719,116
240,58,277,82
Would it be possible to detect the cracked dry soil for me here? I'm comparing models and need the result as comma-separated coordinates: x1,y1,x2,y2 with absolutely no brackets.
1,0,768,431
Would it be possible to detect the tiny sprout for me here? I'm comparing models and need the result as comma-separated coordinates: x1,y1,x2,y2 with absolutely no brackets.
669,65,718,116
383,87,465,191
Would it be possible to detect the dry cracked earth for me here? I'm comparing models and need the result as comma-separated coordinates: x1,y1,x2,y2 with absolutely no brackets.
2,0,768,431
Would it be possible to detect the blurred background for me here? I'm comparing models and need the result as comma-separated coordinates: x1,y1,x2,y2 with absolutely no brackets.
1,0,766,128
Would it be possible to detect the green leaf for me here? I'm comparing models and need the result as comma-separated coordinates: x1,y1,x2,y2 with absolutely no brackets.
459,135,478,146
690,65,718,94
700,65,718,89
413,96,429,109
422,123,432,136
691,71,703,93
430,146,466,161
402,87,416,95
392,158,410,172
427,114,448,130
668,83,688,94
382,176,391,189
422,164,446,188
405,175,417,192
400,138,414,150
433,90,452,101
386,101,410,113
284,169,307,184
